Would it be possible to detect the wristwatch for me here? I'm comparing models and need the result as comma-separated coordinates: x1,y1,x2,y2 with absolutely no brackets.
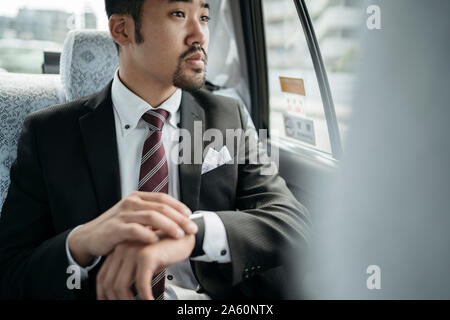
190,215,205,258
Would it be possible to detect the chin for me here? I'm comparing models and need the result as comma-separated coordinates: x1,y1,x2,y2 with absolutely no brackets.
173,69,206,92
175,80,205,92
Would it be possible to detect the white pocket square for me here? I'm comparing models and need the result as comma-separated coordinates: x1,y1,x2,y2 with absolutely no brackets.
201,146,232,175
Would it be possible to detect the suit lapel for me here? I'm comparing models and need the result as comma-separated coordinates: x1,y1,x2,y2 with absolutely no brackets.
78,82,122,215
179,91,205,212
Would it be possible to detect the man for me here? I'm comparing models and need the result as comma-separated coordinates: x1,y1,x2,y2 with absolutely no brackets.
0,0,310,300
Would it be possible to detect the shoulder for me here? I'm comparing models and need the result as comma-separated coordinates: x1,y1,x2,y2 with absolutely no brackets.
187,88,246,127
189,88,243,112
24,91,100,129
27,97,89,122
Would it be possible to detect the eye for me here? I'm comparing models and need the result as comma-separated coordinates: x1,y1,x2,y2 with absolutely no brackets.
201,15,211,23
171,11,185,18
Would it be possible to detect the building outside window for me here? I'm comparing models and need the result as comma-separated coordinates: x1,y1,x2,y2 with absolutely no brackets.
0,1,107,74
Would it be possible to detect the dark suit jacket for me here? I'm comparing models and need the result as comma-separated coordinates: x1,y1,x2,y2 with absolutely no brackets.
0,82,310,299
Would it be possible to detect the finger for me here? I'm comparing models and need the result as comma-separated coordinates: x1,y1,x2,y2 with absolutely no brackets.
135,192,192,217
147,205,198,235
123,210,197,239
135,257,154,300
115,253,137,300
96,254,114,300
118,223,160,244
122,194,197,235
102,250,125,300
100,250,123,300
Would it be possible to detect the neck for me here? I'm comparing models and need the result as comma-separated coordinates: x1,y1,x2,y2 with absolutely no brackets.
117,62,177,108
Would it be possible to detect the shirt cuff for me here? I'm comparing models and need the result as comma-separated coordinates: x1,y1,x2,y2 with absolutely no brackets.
65,225,102,280
190,211,231,263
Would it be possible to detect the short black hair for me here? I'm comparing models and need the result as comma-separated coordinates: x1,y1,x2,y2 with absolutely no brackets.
105,0,147,51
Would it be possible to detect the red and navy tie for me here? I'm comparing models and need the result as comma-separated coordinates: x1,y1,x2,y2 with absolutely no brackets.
139,109,170,300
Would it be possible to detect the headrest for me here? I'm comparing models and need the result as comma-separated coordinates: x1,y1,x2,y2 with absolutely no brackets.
60,30,119,102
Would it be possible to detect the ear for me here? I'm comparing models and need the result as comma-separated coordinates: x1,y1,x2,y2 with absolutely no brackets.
108,14,134,48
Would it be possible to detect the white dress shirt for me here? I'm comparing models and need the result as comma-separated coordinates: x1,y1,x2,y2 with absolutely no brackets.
65,70,231,300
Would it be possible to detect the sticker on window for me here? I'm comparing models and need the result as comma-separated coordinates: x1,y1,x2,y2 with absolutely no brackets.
283,114,316,146
279,76,306,116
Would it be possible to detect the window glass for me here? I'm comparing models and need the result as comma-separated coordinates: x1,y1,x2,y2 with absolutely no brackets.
305,0,363,146
0,1,108,74
208,0,244,90
263,0,332,154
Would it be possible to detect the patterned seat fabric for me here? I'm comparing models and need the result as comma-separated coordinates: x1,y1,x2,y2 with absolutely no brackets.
1,30,119,211
0,73,65,209
60,30,119,102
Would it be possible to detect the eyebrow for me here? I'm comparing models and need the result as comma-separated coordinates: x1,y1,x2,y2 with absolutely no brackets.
168,0,210,10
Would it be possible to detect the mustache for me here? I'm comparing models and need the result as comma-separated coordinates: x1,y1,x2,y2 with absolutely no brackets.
180,45,208,62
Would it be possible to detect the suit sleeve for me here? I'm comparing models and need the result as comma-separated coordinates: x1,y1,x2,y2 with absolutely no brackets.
192,102,311,298
0,115,87,299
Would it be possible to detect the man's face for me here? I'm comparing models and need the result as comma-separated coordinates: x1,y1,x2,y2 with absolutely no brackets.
130,0,210,92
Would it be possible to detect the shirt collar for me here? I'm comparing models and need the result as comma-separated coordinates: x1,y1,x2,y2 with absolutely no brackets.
111,69,181,137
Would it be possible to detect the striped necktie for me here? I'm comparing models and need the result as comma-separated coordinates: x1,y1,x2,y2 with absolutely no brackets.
139,109,170,300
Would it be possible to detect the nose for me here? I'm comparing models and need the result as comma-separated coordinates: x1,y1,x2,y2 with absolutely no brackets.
185,17,209,49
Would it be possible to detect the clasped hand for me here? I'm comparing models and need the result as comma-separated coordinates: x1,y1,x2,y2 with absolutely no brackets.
67,191,198,300
96,231,195,300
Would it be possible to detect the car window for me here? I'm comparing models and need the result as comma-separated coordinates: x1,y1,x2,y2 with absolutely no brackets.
262,0,362,155
263,0,333,155
0,1,108,74
306,0,363,148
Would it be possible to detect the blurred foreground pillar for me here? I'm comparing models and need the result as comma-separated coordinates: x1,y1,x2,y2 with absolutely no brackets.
306,0,450,299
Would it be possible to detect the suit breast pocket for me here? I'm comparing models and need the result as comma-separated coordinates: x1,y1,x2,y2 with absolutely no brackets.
199,164,237,211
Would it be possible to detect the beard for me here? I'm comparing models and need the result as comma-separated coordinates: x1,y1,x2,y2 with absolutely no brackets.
172,46,208,92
